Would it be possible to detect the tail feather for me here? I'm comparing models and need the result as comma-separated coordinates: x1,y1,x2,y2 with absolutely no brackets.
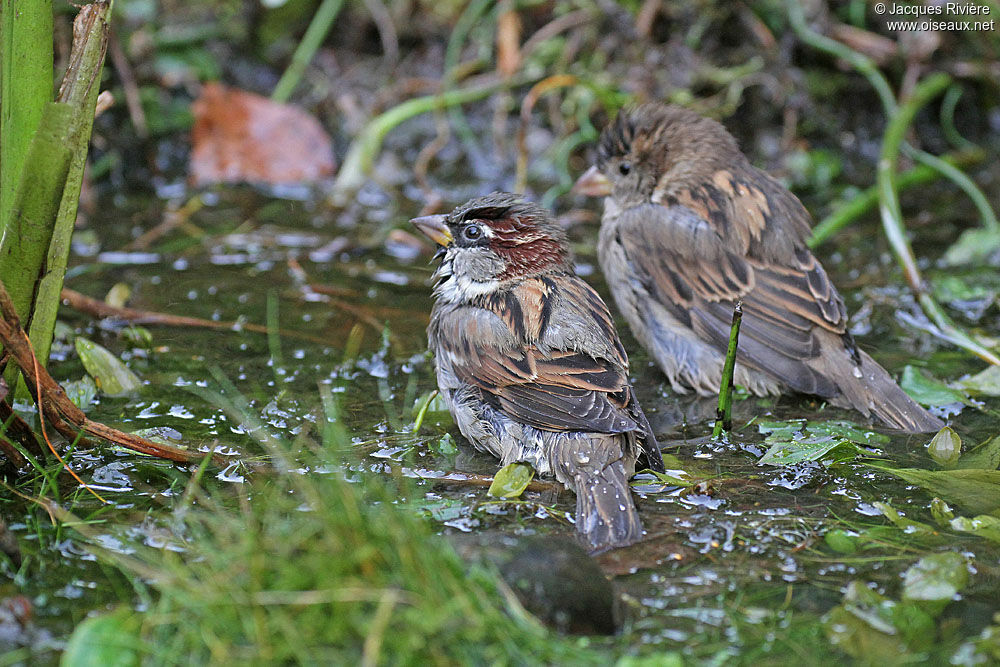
574,460,644,552
825,348,943,433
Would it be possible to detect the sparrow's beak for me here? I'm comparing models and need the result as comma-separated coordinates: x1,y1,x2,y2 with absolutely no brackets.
410,214,453,248
573,165,612,197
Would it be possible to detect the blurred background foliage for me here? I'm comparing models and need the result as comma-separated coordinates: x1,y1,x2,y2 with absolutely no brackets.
87,0,997,207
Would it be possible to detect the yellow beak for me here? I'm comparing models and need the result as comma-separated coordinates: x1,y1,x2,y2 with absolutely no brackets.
572,165,612,197
410,214,453,247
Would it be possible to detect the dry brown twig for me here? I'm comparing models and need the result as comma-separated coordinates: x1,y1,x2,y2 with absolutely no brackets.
0,281,218,464
61,287,349,345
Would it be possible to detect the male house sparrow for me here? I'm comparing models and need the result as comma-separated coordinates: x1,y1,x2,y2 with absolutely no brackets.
575,103,941,433
412,192,664,550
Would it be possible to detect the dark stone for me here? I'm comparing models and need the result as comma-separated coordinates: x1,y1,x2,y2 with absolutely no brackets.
498,535,620,635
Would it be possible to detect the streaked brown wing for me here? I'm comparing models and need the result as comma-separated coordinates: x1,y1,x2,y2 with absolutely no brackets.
436,277,639,434
615,171,852,396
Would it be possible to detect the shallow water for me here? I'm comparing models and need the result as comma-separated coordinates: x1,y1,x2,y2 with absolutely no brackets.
4,173,996,662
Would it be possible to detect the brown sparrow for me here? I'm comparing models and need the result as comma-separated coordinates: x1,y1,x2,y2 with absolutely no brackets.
412,192,664,550
575,103,942,433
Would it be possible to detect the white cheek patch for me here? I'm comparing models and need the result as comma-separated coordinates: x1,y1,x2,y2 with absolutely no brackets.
434,273,501,303
432,246,505,303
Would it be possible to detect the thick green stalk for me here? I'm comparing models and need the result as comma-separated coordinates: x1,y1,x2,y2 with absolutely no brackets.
712,300,743,438
0,102,74,324
877,73,1000,366
0,0,54,237
0,102,74,405
271,0,344,103
29,1,112,369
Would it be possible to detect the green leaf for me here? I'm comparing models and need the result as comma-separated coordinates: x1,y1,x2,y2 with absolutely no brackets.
488,462,534,499
757,418,887,467
950,515,1000,544
757,418,806,440
930,498,954,526
932,275,994,303
928,426,962,467
955,435,1000,471
61,609,142,667
824,582,916,660
648,470,694,487
74,337,141,397
942,227,1000,266
61,375,98,411
432,432,457,457
873,501,936,535
758,436,859,466
104,283,132,309
956,365,1000,397
824,529,858,554
823,605,910,661
900,366,968,406
902,552,968,607
615,654,684,667
121,326,153,349
837,581,937,651
807,420,890,446
869,466,1000,516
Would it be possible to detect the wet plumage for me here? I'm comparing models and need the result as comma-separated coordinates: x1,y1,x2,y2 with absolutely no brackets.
413,192,664,550
577,103,942,433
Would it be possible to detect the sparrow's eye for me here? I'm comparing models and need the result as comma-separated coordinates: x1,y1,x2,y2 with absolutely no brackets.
462,224,483,241
618,162,632,176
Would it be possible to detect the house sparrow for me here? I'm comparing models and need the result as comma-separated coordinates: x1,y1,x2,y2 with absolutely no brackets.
575,103,942,433
412,192,664,550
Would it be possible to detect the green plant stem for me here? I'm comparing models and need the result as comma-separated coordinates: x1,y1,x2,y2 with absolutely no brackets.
271,0,344,103
712,300,742,438
878,73,950,289
878,73,1000,366
940,84,977,152
786,0,895,112
808,149,985,248
0,0,54,237
909,149,999,234
29,1,112,371
267,290,283,383
411,390,439,433
330,80,508,203
787,0,1000,365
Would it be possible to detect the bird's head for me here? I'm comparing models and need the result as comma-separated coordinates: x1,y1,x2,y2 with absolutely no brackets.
574,103,741,208
411,192,572,302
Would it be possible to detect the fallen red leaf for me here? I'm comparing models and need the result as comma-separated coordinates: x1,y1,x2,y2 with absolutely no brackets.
189,82,335,187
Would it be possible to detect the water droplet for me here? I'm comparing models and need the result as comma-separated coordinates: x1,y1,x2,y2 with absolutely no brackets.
574,451,590,465
852,366,863,378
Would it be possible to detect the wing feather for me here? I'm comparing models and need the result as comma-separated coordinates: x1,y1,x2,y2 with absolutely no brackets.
615,168,851,396
436,277,637,434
